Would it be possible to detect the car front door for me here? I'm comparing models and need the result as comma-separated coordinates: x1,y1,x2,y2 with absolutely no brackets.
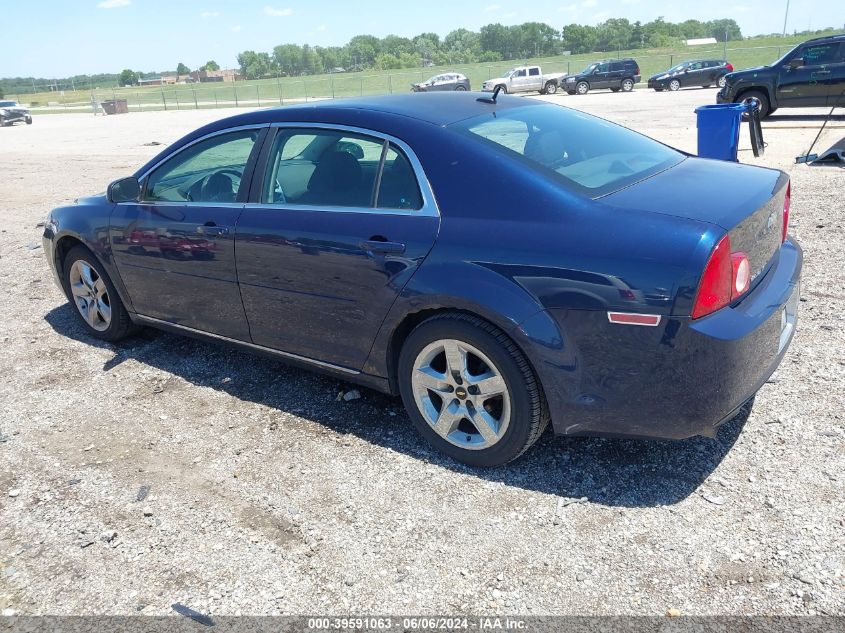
777,42,843,106
592,63,610,89
235,125,439,370
510,69,528,91
110,127,265,340
685,61,704,86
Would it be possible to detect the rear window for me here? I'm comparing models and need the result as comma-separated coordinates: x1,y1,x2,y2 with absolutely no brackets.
451,104,683,198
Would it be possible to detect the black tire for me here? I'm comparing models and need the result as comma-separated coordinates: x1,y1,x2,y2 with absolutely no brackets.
398,313,549,467
454,85,467,91
621,78,635,92
610,87,620,93
654,87,664,92
739,89,771,118
61,244,136,342
544,81,557,95
25,117,33,125
566,91,576,96
575,81,589,95
702,84,712,88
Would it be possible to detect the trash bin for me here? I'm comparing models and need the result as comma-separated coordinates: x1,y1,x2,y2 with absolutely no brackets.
694,102,749,161
101,99,129,115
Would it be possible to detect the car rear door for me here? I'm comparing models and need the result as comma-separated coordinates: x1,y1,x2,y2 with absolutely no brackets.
527,67,543,90
234,125,440,370
777,41,842,106
823,43,845,105
110,126,266,340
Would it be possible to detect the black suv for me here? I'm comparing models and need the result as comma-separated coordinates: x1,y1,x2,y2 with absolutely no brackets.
717,34,845,116
648,59,734,91
564,58,641,95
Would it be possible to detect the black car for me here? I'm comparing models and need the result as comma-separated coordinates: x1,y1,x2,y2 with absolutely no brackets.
718,34,845,116
564,58,641,95
0,100,32,126
411,72,470,92
648,60,734,91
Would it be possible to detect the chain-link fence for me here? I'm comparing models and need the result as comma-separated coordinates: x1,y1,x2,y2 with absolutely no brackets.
5,44,791,114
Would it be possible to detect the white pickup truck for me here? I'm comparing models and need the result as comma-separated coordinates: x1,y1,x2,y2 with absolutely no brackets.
481,65,568,95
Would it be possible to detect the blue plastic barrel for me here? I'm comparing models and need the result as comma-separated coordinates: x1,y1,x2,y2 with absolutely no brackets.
694,103,750,162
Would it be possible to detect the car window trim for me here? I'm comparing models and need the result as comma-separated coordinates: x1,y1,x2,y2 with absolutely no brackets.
246,122,439,218
134,124,269,206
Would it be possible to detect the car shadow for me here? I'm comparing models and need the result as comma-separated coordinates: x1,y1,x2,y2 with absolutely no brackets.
44,305,745,508
766,112,845,122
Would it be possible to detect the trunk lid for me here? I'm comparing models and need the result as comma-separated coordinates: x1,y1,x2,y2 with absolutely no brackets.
602,157,788,286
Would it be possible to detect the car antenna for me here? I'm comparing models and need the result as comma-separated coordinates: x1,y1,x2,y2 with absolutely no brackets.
477,85,502,104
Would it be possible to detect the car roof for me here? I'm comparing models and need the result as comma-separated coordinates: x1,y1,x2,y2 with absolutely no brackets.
802,33,845,44
209,93,541,128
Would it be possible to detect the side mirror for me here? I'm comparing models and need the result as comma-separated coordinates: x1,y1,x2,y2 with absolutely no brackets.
788,58,804,69
107,176,140,203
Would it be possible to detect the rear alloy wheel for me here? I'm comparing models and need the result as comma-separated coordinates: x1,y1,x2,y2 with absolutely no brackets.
668,79,681,91
717,75,727,88
621,78,635,92
398,314,548,467
544,81,557,95
497,84,507,94
454,85,467,91
62,245,135,341
576,81,589,95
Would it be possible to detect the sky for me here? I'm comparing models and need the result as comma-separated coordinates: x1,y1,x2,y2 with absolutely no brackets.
0,0,840,77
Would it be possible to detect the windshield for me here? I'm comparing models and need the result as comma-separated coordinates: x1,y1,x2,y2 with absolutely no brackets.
425,75,440,83
451,104,684,198
666,63,687,73
579,63,598,75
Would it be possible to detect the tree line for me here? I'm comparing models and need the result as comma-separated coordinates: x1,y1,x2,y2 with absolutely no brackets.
235,17,746,79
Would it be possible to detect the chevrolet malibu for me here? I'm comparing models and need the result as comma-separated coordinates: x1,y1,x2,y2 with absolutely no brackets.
43,93,801,467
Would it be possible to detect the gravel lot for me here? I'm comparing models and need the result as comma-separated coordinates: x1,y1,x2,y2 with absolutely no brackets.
0,88,843,617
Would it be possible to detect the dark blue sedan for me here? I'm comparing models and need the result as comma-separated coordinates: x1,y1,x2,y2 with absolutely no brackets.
42,93,801,467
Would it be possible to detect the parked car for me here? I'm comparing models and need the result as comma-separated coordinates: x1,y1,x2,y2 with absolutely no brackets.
564,58,641,94
482,65,567,95
411,72,470,92
43,93,801,467
0,100,32,126
648,59,734,91
718,33,845,116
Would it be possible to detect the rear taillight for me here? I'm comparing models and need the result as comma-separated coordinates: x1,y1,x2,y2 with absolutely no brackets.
782,181,791,243
691,236,751,319
726,63,734,71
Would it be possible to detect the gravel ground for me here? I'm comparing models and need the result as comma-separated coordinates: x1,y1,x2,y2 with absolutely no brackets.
0,88,843,617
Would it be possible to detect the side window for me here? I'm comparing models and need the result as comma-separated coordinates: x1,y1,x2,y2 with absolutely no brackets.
803,43,842,66
377,145,423,211
144,130,259,203
609,62,621,72
528,67,540,76
515,69,526,77
596,63,610,73
263,128,384,207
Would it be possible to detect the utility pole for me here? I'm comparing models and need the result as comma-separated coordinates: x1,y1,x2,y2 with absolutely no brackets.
782,0,790,38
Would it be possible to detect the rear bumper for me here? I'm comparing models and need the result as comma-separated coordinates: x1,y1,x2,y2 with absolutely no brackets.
518,238,802,439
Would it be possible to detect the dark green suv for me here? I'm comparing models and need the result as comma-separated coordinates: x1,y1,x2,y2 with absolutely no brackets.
717,34,845,116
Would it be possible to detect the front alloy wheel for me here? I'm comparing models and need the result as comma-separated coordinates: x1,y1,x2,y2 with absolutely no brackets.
669,79,681,91
62,244,136,341
69,260,111,331
576,81,589,95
